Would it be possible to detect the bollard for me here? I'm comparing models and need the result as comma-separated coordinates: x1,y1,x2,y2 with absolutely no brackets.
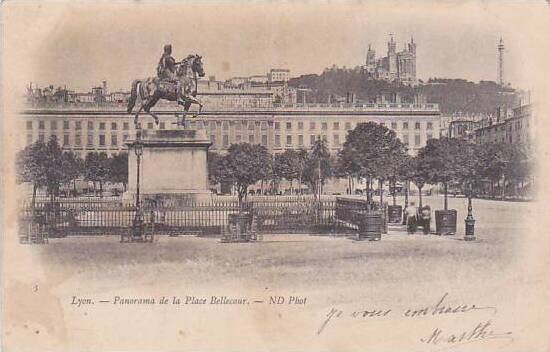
464,196,476,241
464,217,475,241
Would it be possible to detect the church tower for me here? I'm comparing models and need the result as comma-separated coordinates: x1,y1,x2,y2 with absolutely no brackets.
387,34,397,77
363,34,417,84
365,44,376,74
408,36,416,55
408,36,416,82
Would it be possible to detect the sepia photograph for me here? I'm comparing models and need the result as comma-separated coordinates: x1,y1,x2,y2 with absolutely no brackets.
1,1,549,351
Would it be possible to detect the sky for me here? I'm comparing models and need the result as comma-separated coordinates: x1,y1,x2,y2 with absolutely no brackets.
2,1,549,93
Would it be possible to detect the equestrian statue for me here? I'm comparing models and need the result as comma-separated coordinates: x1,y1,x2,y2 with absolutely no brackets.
127,44,205,127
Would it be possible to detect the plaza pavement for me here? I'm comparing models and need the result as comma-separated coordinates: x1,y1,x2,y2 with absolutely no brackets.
3,195,542,351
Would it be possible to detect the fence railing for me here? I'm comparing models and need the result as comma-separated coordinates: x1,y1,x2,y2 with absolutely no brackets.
19,198,337,237
334,197,388,235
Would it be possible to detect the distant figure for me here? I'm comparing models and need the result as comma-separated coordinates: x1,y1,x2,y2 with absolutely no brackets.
419,205,431,234
405,202,418,234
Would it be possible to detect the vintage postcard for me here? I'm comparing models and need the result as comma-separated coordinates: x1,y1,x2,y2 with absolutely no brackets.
1,1,549,351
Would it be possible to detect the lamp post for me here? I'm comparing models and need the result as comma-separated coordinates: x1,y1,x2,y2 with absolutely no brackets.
132,127,144,241
315,135,322,225
402,180,409,225
317,147,322,201
464,185,476,241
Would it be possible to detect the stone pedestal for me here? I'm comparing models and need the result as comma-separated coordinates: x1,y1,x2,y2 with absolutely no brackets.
124,129,212,204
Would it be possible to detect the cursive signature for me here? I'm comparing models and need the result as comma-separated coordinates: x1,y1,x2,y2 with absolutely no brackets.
420,320,513,351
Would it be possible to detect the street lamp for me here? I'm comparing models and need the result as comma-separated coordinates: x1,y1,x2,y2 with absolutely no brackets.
464,185,476,241
318,142,322,201
402,180,409,225
131,128,144,241
316,135,322,201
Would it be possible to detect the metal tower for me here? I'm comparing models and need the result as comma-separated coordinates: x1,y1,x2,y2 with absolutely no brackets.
498,38,505,86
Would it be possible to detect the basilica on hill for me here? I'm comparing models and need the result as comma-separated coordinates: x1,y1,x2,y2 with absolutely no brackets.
364,35,417,86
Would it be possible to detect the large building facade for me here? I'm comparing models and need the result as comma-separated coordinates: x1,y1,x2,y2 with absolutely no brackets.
365,36,417,85
474,102,533,145
19,103,441,157
26,76,297,111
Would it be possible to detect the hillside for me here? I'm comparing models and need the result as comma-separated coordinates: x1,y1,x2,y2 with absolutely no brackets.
288,68,518,114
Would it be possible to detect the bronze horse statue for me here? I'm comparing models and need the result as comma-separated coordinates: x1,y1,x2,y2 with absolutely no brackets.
127,54,205,127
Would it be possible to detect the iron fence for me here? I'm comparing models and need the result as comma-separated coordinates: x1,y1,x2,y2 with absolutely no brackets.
334,197,388,234
19,198,337,237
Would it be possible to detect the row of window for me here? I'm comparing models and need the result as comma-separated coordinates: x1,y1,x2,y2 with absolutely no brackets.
189,120,267,131
272,121,433,131
27,120,134,131
209,132,433,149
27,133,129,147
26,119,435,132
29,128,433,151
272,134,332,147
211,134,269,148
176,119,434,132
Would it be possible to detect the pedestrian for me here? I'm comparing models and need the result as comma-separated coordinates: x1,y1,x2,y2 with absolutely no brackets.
405,201,417,234
420,205,431,234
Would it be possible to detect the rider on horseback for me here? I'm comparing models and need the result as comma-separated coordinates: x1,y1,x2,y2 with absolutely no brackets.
157,44,184,105
127,49,204,127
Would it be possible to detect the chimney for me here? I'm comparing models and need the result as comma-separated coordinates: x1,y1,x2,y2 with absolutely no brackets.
102,81,108,95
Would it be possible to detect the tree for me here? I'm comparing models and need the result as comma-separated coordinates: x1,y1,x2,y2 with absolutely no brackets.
109,153,129,192
62,151,84,196
207,151,220,184
374,133,407,206
85,152,110,196
417,137,469,210
273,149,302,194
295,149,308,195
17,137,82,204
405,155,431,208
207,151,224,193
43,136,66,201
475,142,508,198
339,122,404,205
454,143,484,209
289,70,518,115
386,148,409,206
397,153,414,207
16,140,48,208
502,143,531,198
303,139,332,199
218,143,272,208
337,143,362,195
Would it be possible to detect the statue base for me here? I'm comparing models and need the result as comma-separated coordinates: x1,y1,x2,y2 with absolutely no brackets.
123,128,212,204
